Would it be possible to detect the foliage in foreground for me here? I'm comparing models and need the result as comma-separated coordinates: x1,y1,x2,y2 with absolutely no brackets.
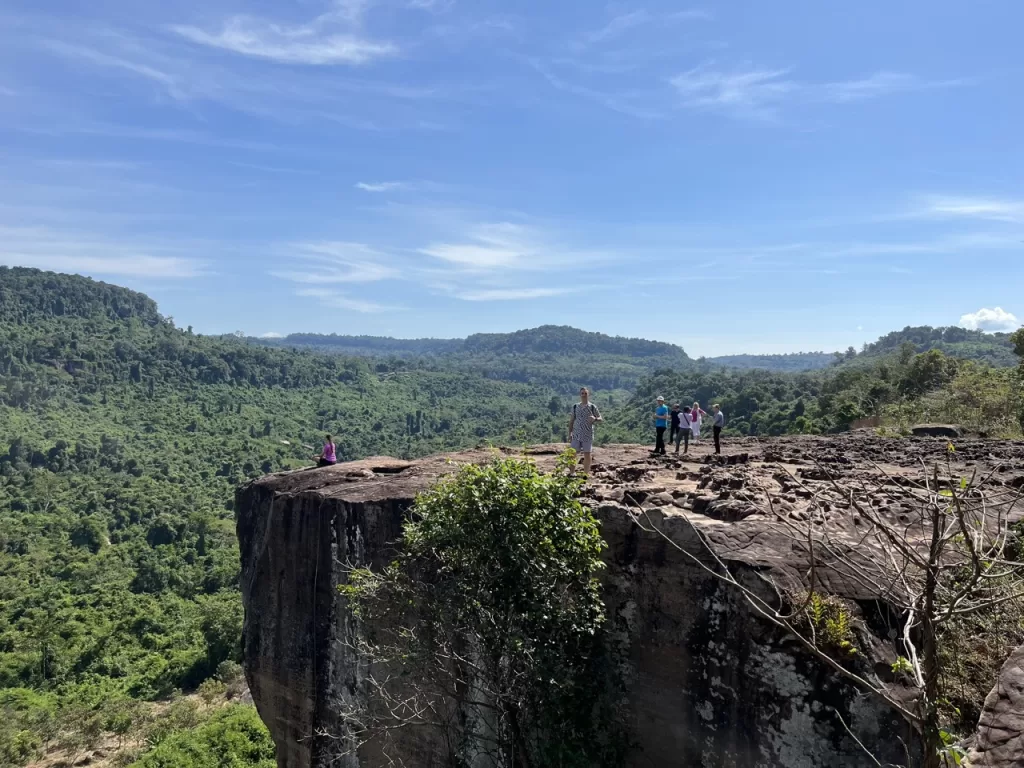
344,453,620,767
130,704,275,768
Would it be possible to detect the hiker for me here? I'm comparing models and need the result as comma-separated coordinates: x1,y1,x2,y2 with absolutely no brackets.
568,387,602,474
674,406,693,454
712,405,725,455
652,396,668,455
669,403,682,445
690,402,707,441
317,434,337,467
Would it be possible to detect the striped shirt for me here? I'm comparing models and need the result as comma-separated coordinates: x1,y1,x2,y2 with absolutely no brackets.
571,402,601,441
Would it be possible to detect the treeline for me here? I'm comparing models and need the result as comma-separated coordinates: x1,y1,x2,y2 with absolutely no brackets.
258,325,692,393
699,351,836,372
856,325,1017,367
606,346,1024,440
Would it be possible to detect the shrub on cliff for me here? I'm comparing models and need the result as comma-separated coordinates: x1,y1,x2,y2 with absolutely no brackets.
344,451,621,767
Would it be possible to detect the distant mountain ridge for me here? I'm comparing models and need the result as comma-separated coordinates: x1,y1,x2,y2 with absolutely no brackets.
259,325,689,360
258,322,1019,372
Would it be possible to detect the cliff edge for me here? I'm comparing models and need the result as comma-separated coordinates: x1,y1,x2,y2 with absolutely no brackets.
236,435,1024,768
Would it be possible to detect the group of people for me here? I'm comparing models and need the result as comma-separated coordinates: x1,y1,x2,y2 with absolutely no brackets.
653,397,724,456
567,387,726,475
314,389,725,476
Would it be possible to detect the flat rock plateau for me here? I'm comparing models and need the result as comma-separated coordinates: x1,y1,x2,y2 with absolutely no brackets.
236,434,1024,768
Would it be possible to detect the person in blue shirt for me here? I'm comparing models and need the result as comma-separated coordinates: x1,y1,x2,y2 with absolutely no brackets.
652,396,669,455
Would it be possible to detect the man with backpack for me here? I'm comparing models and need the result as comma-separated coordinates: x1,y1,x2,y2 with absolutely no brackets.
568,387,602,475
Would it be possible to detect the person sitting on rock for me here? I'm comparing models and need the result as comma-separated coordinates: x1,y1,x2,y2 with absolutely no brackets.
317,435,337,468
675,406,693,454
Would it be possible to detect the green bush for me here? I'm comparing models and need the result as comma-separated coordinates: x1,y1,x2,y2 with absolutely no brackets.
130,705,275,768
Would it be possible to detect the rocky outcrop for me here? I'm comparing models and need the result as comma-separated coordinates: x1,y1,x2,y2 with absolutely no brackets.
968,645,1024,767
910,423,963,438
236,436,1024,768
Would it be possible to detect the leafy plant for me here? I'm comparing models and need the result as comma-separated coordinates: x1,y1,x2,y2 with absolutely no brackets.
344,452,620,767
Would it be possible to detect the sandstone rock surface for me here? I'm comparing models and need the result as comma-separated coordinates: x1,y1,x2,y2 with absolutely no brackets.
236,434,1024,768
969,645,1024,768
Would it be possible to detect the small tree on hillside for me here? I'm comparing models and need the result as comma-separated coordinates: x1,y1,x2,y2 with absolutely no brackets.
340,452,617,768
629,455,1024,768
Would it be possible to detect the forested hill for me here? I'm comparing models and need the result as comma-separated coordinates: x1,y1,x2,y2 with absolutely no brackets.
701,352,836,372
258,333,462,357
260,325,689,360
851,325,1017,367
258,325,692,393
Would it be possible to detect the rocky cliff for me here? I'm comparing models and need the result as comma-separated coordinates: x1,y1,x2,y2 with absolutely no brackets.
236,435,1024,768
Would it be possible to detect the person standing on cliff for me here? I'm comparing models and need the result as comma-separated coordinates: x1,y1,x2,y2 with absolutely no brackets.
674,406,693,454
652,396,668,455
568,387,602,475
668,402,682,446
712,405,725,455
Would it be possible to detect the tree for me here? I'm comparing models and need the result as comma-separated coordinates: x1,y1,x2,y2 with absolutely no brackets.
341,453,615,767
1012,328,1024,430
628,454,1024,768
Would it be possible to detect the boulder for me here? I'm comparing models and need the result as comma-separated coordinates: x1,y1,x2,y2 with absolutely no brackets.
910,424,963,438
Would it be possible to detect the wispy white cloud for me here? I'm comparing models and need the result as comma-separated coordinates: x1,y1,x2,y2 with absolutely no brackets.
41,40,184,99
917,195,1024,223
531,61,663,119
959,307,1021,333
420,221,577,270
407,0,457,12
274,241,401,283
171,15,398,66
576,8,710,48
670,66,795,119
580,11,651,46
356,181,413,192
0,225,208,278
670,65,965,120
820,72,962,103
39,158,143,172
2,253,203,277
296,287,400,313
455,286,576,301
229,161,319,175
27,123,284,152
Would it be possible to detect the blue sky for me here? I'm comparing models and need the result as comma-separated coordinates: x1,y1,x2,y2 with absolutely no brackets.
1,0,1022,356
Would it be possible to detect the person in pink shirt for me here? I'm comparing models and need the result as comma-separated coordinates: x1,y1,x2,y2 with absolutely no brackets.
317,435,337,467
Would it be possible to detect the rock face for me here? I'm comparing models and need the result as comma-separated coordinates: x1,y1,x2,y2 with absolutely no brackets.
235,435,1024,768
969,645,1024,767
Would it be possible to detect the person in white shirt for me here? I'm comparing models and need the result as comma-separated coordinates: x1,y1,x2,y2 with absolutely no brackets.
690,402,707,440
567,387,602,474
674,406,693,454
